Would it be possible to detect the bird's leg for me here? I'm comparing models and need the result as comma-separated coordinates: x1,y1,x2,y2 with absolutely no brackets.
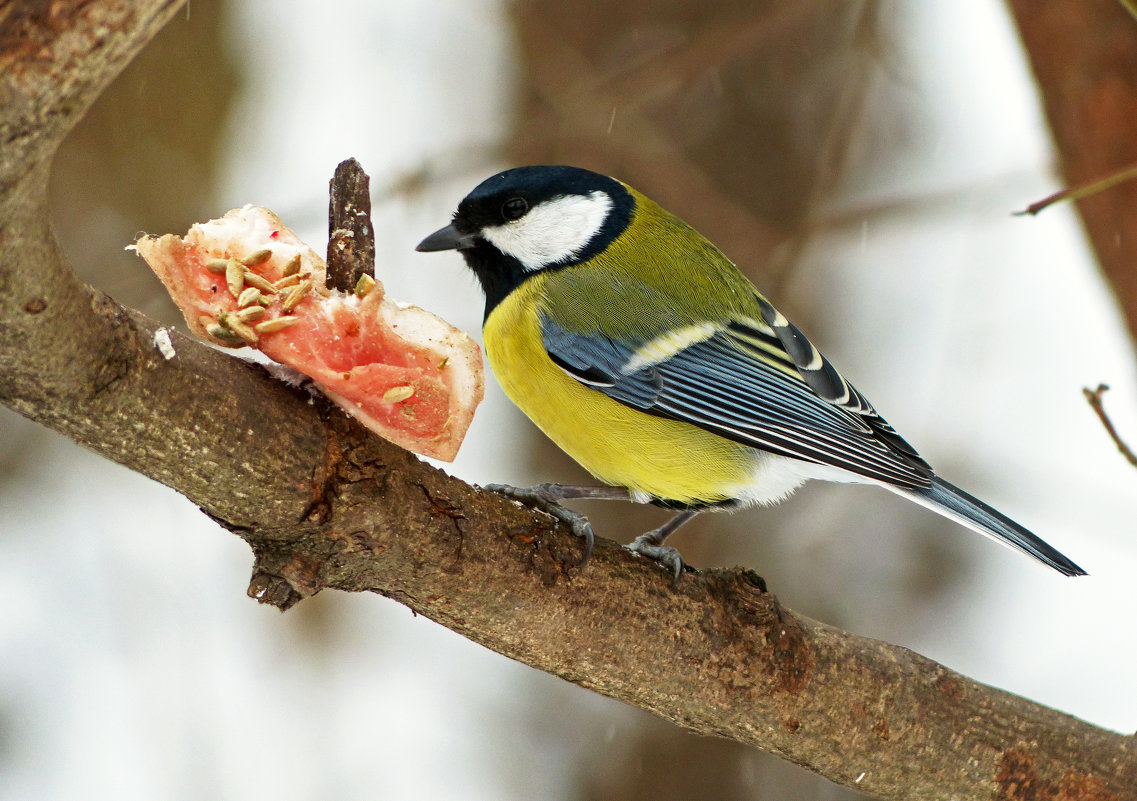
626,509,701,587
485,482,633,566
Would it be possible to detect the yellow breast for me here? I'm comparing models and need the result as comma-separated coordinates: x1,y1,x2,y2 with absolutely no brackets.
483,276,759,506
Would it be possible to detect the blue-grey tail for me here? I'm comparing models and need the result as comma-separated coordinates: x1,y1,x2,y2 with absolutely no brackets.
893,477,1086,577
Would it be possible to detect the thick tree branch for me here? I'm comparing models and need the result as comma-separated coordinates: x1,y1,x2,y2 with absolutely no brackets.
1,3,1134,800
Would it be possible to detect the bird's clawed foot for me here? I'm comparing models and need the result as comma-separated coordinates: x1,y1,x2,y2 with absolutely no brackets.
487,482,596,566
625,507,700,586
626,530,686,587
486,483,700,586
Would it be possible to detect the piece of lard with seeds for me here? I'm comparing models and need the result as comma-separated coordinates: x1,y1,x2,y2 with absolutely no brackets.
131,205,484,462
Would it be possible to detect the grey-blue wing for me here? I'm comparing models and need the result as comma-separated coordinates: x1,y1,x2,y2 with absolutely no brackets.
541,314,933,489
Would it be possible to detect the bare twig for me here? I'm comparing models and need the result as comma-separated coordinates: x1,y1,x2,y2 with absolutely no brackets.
1083,384,1137,468
1013,3,1137,217
1014,160,1137,216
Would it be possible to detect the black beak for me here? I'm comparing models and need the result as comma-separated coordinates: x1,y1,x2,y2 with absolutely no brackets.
416,223,477,252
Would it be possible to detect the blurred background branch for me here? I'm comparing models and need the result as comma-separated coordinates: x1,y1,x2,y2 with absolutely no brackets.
1009,0,1137,342
1083,384,1137,468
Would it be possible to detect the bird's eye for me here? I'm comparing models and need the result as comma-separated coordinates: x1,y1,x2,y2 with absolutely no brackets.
502,197,529,221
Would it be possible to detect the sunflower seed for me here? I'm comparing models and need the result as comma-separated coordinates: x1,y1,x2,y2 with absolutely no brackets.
205,258,230,274
206,322,244,343
255,315,299,333
243,271,278,294
354,273,377,298
237,287,262,308
225,316,259,344
281,279,312,313
236,305,266,322
241,248,272,267
281,253,302,277
225,259,245,298
215,310,256,343
382,385,415,403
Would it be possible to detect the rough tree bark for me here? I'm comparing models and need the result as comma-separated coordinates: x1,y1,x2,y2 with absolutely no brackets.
0,2,1133,800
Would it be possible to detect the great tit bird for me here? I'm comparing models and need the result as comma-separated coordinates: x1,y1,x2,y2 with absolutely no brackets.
417,165,1086,583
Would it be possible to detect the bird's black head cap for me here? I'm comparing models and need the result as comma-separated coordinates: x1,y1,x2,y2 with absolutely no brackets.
418,165,635,318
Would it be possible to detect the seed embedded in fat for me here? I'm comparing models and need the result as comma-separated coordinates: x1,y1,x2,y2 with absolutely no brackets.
273,273,301,290
225,316,259,344
382,385,415,403
206,322,243,343
254,315,299,333
241,248,272,267
205,259,230,274
225,259,245,298
243,271,278,295
354,273,377,298
281,279,312,312
281,253,302,277
236,305,266,322
237,287,262,308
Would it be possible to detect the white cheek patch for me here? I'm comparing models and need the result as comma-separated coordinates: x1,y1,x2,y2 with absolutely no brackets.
480,191,612,271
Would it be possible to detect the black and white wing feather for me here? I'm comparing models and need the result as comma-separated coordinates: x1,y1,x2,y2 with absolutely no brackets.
541,302,934,489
